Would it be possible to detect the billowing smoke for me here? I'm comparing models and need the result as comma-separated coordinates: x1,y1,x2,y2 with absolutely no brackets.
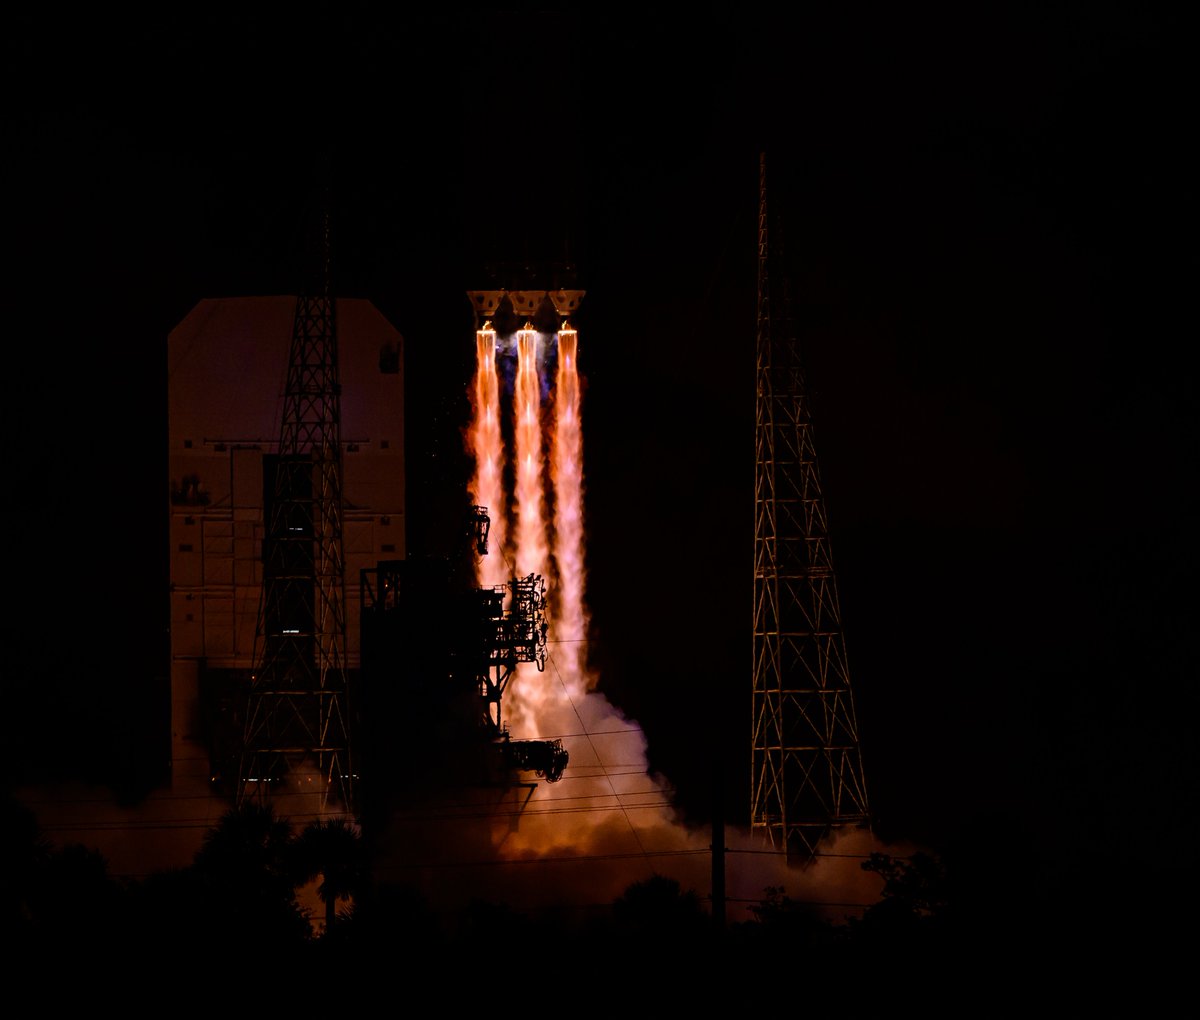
14,758,353,885
17,317,897,931
457,322,900,924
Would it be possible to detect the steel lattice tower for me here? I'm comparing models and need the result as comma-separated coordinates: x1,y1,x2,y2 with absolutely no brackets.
239,205,353,811
751,152,870,860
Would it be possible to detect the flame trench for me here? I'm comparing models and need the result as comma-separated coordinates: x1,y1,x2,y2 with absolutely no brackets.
469,328,508,590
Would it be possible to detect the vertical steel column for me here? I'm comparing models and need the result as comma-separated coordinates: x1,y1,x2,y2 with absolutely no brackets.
240,206,353,811
751,153,869,860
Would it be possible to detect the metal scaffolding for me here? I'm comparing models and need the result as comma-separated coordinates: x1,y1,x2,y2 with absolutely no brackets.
239,208,353,811
357,520,564,802
751,152,870,860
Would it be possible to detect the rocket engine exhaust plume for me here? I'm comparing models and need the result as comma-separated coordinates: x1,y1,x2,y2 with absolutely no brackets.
504,327,552,733
455,317,890,923
549,325,588,696
469,327,508,589
513,327,549,583
463,322,700,888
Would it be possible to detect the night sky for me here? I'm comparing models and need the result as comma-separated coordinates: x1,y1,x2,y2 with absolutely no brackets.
8,5,1196,936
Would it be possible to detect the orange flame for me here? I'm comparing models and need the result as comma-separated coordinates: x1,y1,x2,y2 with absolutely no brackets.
469,328,507,589
513,328,549,581
506,329,551,731
463,324,719,908
550,327,588,696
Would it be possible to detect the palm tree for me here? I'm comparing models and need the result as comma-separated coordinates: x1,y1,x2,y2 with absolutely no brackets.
192,802,310,947
292,817,367,935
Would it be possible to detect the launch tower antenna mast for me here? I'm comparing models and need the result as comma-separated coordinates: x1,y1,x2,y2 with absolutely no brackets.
751,152,870,860
239,192,353,811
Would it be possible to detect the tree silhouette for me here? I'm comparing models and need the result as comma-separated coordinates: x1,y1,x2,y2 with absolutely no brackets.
191,802,310,949
2,794,128,958
744,885,839,949
333,880,443,954
850,850,951,950
1,793,51,936
292,816,368,935
611,874,709,945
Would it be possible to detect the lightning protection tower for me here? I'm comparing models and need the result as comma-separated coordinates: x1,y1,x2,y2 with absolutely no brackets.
239,197,353,811
751,152,870,860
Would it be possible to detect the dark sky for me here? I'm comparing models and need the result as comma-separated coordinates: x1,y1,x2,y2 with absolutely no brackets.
8,5,1196,921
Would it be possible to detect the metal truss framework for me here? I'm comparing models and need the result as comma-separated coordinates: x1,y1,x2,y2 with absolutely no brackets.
751,152,870,860
239,212,353,811
467,573,549,734
359,549,562,786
